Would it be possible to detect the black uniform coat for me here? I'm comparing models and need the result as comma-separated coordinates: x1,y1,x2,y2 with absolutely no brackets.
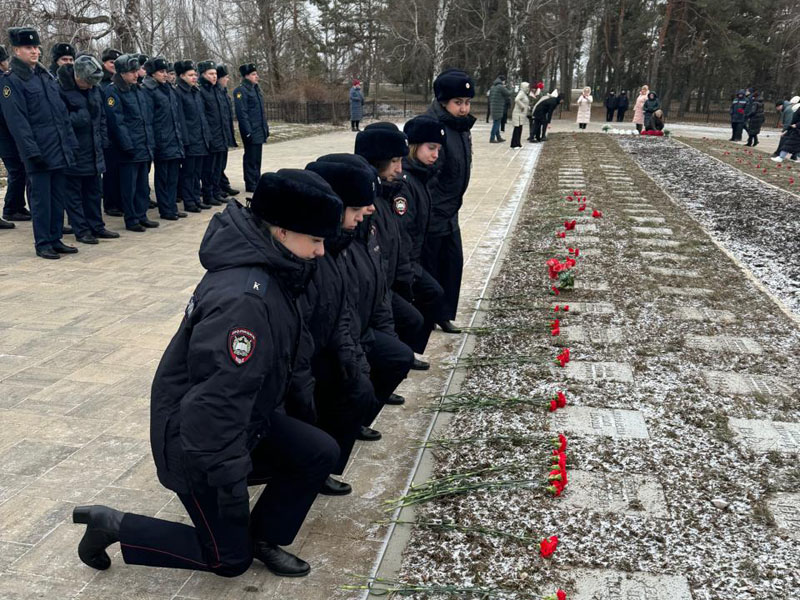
745,98,765,135
780,107,800,155
0,57,78,172
199,77,227,153
217,84,237,148
532,96,560,123
142,76,185,161
175,78,210,157
104,73,154,163
373,178,415,299
0,73,19,159
424,100,475,236
233,79,269,144
616,94,629,112
56,65,107,177
398,156,434,276
604,93,619,110
150,201,314,495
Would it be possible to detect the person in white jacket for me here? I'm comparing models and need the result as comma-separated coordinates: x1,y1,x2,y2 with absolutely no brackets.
510,81,531,148
576,86,593,130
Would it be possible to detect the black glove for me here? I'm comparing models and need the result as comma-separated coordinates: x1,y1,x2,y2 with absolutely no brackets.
29,155,47,171
216,480,250,526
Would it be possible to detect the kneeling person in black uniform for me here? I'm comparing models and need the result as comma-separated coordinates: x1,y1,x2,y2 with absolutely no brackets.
72,170,344,578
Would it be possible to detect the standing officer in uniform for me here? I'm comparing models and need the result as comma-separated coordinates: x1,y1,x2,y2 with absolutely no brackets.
73,170,343,578
215,64,239,197
1,27,79,259
197,60,226,206
175,60,210,212
104,53,157,232
166,62,176,86
142,56,186,220
423,69,477,333
49,43,75,75
0,43,30,228
99,48,123,217
234,63,268,193
57,54,120,244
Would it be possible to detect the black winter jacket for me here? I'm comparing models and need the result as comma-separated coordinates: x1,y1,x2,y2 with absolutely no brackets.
398,157,435,276
105,72,154,163
374,178,415,299
234,79,269,144
142,76,185,161
57,65,107,176
0,57,78,172
424,100,475,236
617,94,629,111
0,65,19,159
217,84,237,148
730,91,748,124
175,78,210,157
532,96,559,123
150,202,315,494
643,93,661,117
604,93,619,110
199,77,227,153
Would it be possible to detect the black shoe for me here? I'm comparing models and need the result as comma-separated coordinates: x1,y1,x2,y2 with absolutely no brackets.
104,209,124,217
72,505,124,571
185,205,201,213
411,358,430,371
148,200,157,209
489,139,501,144
253,541,310,577
357,425,382,441
0,218,14,229
496,136,505,143
36,247,60,259
52,240,78,254
214,193,228,202
207,198,223,206
319,476,352,496
385,393,405,405
176,211,188,218
160,214,179,221
5,212,31,221
198,203,212,210
94,228,120,239
438,320,462,334
63,225,74,235
140,219,159,228
126,224,146,232
222,186,240,196
76,234,99,245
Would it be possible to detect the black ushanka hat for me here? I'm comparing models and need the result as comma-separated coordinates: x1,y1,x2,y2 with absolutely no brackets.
144,56,168,75
51,43,76,62
306,154,379,208
197,60,215,74
239,63,257,77
216,64,229,78
250,169,343,238
403,115,446,145
8,27,40,47
174,60,196,76
101,48,121,62
433,68,475,102
354,122,409,161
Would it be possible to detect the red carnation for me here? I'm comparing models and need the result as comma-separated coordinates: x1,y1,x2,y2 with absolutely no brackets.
554,305,560,312
573,189,581,196
565,258,576,268
552,433,567,452
551,286,560,295
564,220,576,230
555,348,570,367
563,305,569,311
790,178,795,184
549,399,557,412
558,591,567,600
592,209,602,218
578,205,586,212
551,327,560,336
556,391,567,407
547,480,564,496
566,195,574,202
539,535,559,558
556,231,566,238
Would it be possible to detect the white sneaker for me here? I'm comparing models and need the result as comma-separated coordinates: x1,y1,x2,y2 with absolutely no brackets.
770,156,783,163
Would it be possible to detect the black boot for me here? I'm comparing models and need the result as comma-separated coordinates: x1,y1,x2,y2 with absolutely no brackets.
437,320,462,334
72,505,124,570
385,393,405,405
319,476,352,496
357,425,382,441
253,541,310,577
411,357,430,370
753,136,759,147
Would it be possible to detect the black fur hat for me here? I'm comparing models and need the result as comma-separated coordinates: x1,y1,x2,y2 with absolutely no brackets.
144,56,168,75
137,54,149,69
174,60,196,76
250,169,343,238
51,43,76,62
355,122,409,161
114,53,140,74
306,154,379,208
167,62,175,73
433,68,475,102
8,27,40,47
0,45,7,62
239,63,257,77
101,48,121,62
197,60,215,74
216,64,229,78
403,115,446,145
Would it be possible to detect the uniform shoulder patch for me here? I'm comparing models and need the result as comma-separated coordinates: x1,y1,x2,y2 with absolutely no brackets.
107,96,115,107
184,294,196,319
393,196,408,216
235,92,242,99
245,268,269,298
2,86,10,99
229,328,256,365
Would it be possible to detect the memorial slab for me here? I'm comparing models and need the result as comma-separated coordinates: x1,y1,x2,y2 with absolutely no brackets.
636,238,681,248
768,493,800,539
561,235,601,245
632,226,674,236
565,470,668,517
550,406,648,439
729,417,800,453
685,335,763,355
623,208,662,214
658,285,713,296
647,266,701,278
574,223,598,233
550,301,615,314
640,251,690,263
570,569,693,600
573,280,610,291
705,371,794,396
629,215,667,224
561,326,623,344
562,361,635,383
675,306,736,323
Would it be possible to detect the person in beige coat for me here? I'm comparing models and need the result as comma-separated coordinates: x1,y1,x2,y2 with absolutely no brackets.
576,86,593,129
632,85,649,132
510,81,530,148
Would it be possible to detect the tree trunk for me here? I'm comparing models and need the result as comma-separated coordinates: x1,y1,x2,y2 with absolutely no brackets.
432,0,452,82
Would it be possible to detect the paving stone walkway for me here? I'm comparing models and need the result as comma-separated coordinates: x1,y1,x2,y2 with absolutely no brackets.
0,123,540,599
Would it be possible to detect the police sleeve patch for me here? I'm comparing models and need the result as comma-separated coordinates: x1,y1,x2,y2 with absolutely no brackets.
107,96,115,107
235,92,242,99
229,328,256,365
393,197,408,216
2,86,10,99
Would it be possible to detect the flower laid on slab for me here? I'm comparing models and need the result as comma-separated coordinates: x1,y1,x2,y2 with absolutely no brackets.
548,390,567,412
790,178,795,185
539,535,559,558
542,590,567,600
567,247,579,257
551,318,560,336
564,219,576,230
578,204,586,212
546,258,576,293
553,304,570,312
553,433,568,452
555,348,570,367
551,286,560,295
556,231,566,238
592,209,602,218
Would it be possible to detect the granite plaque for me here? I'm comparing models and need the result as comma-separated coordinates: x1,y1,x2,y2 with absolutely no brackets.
550,406,648,439
685,335,763,355
729,417,800,453
675,307,736,323
563,361,635,383
571,569,693,600
632,226,674,236
565,470,668,517
705,371,794,396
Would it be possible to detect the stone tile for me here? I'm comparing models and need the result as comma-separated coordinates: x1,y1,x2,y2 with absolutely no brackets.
550,406,649,439
704,371,794,396
561,361,635,383
639,251,689,263
647,265,701,278
635,238,681,248
674,306,736,323
0,439,78,477
67,435,149,472
21,461,124,504
768,492,800,539
571,568,692,599
685,334,762,355
0,382,45,409
550,301,615,315
0,471,35,504
74,564,190,600
632,226,674,236
0,539,32,571
0,493,74,545
0,572,87,600
729,418,800,453
657,285,713,297
10,522,96,582
564,470,668,517
628,215,666,223
176,569,281,600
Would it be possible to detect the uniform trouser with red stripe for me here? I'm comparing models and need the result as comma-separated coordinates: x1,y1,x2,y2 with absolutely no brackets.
118,412,338,577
